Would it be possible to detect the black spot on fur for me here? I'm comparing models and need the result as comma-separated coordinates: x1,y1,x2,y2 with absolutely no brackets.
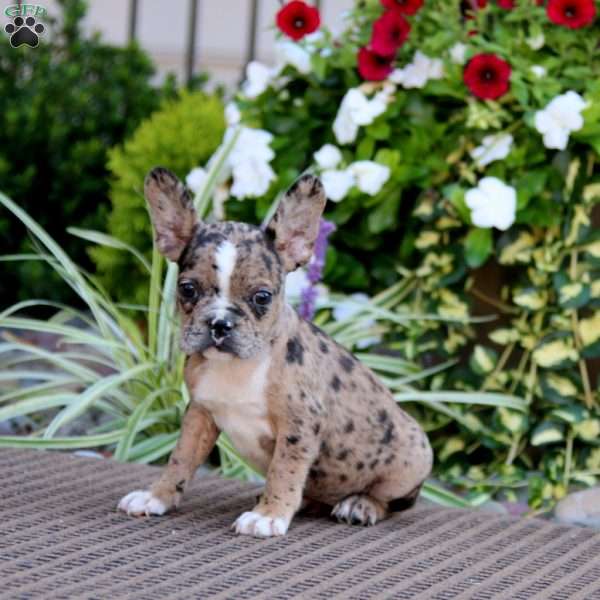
319,340,329,354
384,455,395,465
339,354,355,373
370,459,379,469
339,474,348,483
381,423,395,445
336,449,349,460
228,305,245,318
286,435,300,445
261,252,273,272
356,461,364,470
331,375,341,392
175,480,185,493
286,337,304,365
309,468,327,480
378,409,388,423
421,440,427,449
194,229,226,248
344,420,355,434
320,440,331,457
307,321,327,337
313,423,321,435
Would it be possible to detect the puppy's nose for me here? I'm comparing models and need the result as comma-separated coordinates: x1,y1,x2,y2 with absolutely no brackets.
210,318,233,340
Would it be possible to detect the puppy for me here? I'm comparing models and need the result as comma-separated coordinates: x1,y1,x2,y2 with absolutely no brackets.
118,167,433,538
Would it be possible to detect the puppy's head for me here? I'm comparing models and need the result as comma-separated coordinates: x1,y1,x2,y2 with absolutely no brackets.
145,167,326,359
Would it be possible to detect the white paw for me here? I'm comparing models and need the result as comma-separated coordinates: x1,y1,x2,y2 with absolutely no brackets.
232,511,289,538
117,490,167,517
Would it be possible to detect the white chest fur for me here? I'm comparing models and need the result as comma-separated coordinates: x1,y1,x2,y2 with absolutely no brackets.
191,353,274,474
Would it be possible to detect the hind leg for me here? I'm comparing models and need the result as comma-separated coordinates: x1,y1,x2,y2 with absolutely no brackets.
331,494,388,526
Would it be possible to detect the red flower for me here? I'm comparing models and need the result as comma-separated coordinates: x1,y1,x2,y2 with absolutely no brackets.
546,0,595,28
370,10,411,56
497,0,515,8
276,1,320,40
381,0,424,15
463,53,511,100
357,47,394,81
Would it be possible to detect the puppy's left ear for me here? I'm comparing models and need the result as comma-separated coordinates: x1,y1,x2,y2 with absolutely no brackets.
144,167,197,262
266,174,327,272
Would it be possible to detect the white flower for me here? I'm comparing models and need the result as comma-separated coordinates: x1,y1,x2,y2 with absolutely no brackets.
530,65,547,78
470,133,514,168
213,126,277,199
534,91,587,150
526,33,545,50
390,51,444,89
348,161,390,195
314,144,343,169
185,167,207,194
465,177,517,231
449,43,467,65
304,31,324,46
333,87,391,144
225,102,241,126
285,268,310,300
227,127,275,165
242,61,272,98
230,158,275,199
274,40,312,75
321,169,355,202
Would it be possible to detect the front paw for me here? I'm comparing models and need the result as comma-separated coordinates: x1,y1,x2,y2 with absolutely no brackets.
118,490,169,517
233,511,289,538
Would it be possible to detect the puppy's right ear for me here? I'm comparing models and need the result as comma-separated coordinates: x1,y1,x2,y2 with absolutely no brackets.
144,167,197,262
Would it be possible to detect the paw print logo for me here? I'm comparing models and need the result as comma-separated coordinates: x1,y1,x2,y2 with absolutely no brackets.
4,16,45,48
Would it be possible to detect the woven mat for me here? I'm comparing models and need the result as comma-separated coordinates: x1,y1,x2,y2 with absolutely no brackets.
2,449,600,600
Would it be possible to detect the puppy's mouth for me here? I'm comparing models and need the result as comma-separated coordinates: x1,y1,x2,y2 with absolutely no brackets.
182,330,239,357
209,337,236,354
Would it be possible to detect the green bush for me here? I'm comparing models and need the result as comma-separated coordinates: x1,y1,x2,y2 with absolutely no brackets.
92,91,225,304
0,0,163,306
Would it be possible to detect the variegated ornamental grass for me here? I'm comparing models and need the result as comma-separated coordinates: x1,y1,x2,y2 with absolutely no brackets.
0,132,528,510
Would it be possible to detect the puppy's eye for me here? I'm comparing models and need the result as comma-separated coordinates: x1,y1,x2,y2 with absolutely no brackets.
178,281,198,301
253,290,272,306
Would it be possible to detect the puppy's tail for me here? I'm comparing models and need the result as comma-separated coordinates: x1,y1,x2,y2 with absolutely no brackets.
388,483,423,512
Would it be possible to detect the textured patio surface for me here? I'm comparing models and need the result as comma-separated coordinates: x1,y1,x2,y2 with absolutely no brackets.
2,449,600,599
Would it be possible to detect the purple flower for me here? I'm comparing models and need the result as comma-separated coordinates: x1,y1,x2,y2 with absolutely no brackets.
298,218,336,320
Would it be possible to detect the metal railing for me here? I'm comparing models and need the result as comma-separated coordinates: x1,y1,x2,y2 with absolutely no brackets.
126,0,325,85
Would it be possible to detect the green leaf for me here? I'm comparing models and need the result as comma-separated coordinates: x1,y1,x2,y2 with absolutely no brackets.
469,345,497,375
531,421,565,446
367,193,401,234
540,373,579,403
394,391,527,412
465,228,492,268
533,336,579,369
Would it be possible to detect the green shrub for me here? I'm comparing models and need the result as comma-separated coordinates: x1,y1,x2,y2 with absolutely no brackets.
92,91,225,304
0,0,163,306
